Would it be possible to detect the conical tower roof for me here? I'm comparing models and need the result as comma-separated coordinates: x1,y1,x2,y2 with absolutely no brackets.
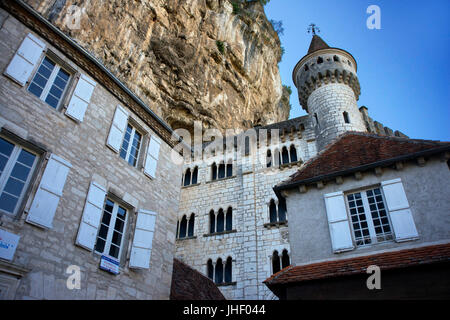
307,35,330,54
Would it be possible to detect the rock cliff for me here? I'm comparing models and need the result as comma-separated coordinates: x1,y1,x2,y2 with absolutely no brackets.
25,0,290,134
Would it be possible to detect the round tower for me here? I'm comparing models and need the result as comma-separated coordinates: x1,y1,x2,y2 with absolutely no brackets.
293,34,367,151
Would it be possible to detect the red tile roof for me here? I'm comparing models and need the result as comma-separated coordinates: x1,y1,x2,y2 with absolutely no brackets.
170,258,226,300
276,132,450,189
264,243,450,288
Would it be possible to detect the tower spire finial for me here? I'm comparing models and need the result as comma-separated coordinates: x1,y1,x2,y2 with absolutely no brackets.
307,23,320,36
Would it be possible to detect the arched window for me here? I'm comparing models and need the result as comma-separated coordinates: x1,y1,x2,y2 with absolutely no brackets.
226,161,233,177
215,258,223,284
179,215,187,239
226,207,232,231
272,251,280,275
343,111,350,124
209,210,215,234
281,249,290,269
183,168,191,186
218,162,225,179
266,149,272,168
225,257,232,283
278,198,287,222
188,213,195,237
216,208,224,233
244,136,250,156
207,259,214,280
289,145,297,163
269,199,277,223
281,146,289,164
191,167,198,184
211,163,217,181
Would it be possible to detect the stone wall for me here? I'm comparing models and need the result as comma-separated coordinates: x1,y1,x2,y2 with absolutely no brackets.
0,10,182,299
174,118,319,300
284,157,450,266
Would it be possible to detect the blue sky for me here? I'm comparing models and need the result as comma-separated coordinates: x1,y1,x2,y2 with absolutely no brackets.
264,0,450,141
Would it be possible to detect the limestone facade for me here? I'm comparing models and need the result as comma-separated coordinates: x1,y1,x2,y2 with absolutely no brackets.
0,8,182,300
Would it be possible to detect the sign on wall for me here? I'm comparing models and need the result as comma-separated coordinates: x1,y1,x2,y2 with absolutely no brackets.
99,255,120,275
0,229,20,261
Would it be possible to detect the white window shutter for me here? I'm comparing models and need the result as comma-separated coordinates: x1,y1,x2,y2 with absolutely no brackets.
324,191,355,253
4,33,45,86
106,105,129,153
143,135,161,179
75,181,107,251
26,154,72,229
381,178,419,242
65,74,97,122
129,209,157,269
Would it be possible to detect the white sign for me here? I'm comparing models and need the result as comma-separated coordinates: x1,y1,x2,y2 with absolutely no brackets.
99,255,120,275
0,229,20,261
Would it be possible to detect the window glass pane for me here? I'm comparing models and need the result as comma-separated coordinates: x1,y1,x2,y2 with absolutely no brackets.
101,211,111,225
10,162,31,181
117,206,127,218
104,200,114,213
109,244,120,258
112,231,122,246
114,218,124,233
0,193,18,213
28,83,44,98
4,177,25,196
17,149,36,167
94,238,105,253
44,94,59,109
98,224,108,239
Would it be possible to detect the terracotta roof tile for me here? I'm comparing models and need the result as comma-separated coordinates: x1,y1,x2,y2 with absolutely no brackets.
276,132,450,189
264,243,450,287
170,259,226,300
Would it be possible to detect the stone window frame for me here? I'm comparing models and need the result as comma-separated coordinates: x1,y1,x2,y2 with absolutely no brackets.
0,128,47,220
176,212,196,240
26,49,77,112
206,206,236,236
93,196,130,262
206,256,236,286
264,198,288,228
119,122,143,168
269,248,291,276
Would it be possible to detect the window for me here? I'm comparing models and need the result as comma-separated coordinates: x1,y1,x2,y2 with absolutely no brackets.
28,56,71,109
94,199,128,259
343,111,350,124
281,147,289,165
119,124,142,167
0,137,38,215
191,167,198,184
218,162,225,179
333,55,339,62
317,56,323,64
346,187,393,247
271,249,290,275
268,198,287,224
178,215,187,239
289,145,298,163
226,162,233,177
183,169,191,186
209,207,233,234
211,163,217,181
314,113,319,126
266,149,272,168
187,213,195,237
207,257,233,284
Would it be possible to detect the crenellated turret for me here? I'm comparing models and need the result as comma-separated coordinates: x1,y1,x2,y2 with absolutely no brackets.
292,33,367,151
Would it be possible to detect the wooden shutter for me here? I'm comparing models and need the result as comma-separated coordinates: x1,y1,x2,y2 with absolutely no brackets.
143,135,161,179
4,33,45,86
75,181,107,251
381,178,419,242
324,191,355,253
26,154,71,229
129,209,157,269
106,105,129,153
65,74,97,122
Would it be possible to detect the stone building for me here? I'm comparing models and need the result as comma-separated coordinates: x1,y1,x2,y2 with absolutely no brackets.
0,1,183,299
1,0,447,301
